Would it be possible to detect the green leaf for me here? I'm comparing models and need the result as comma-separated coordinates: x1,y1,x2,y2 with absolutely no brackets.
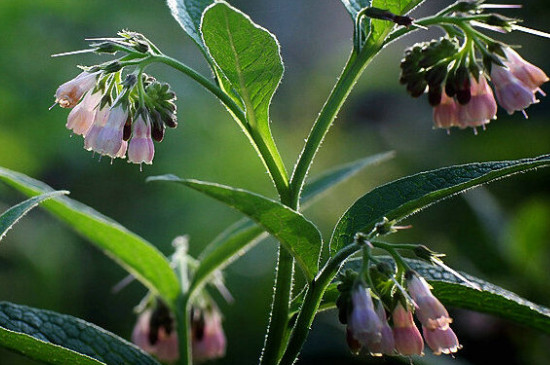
148,176,322,280
340,0,425,47
368,0,424,44
0,301,160,365
0,167,180,306
0,191,68,242
201,2,287,178
189,152,393,294
332,258,550,334
331,155,550,254
167,0,214,53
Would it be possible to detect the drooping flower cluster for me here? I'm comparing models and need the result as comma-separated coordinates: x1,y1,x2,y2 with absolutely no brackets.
337,269,460,357
53,31,178,168
132,301,227,363
397,3,548,133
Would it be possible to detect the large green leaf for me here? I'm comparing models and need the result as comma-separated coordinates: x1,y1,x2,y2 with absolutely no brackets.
330,155,550,254
0,191,67,242
322,258,550,334
167,0,215,53
0,167,180,306
191,152,394,293
0,301,159,365
201,2,286,178
148,176,322,280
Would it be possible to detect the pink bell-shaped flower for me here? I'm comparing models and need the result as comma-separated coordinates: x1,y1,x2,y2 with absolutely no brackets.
128,114,155,166
55,71,99,108
491,64,538,115
406,272,452,331
84,105,110,152
132,309,179,363
192,306,227,362
456,76,497,129
433,91,460,130
392,302,424,356
422,325,461,355
85,104,128,158
66,91,102,136
502,47,549,92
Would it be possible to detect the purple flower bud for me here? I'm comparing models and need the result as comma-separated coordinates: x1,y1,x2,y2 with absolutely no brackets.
406,273,452,330
55,71,99,108
491,65,538,115
132,309,179,362
392,302,424,356
347,286,383,352
128,114,155,166
422,325,461,355
66,91,102,136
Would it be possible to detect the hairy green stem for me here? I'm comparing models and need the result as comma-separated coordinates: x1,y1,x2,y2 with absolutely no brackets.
260,249,294,365
289,41,382,209
279,243,361,365
174,295,192,365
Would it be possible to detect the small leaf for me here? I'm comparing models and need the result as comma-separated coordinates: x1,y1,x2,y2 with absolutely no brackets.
167,0,215,54
0,301,159,365
0,191,68,242
368,0,425,44
335,258,550,334
0,167,180,306
331,155,550,254
201,2,287,178
191,152,393,293
148,176,322,280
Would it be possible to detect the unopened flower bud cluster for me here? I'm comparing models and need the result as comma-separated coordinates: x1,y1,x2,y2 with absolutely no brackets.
337,269,460,357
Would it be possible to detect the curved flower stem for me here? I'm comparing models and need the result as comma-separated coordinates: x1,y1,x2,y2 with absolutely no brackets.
174,294,192,365
152,54,290,202
289,42,382,208
279,243,361,365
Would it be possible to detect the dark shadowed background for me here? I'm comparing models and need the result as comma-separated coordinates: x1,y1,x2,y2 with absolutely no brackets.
0,0,549,364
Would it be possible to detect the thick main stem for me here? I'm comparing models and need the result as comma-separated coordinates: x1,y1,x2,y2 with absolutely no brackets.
279,243,360,365
260,249,294,365
174,295,192,365
289,42,382,208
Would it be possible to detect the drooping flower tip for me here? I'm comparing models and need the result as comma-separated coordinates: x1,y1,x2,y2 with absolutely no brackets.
55,71,99,108
66,91,102,136
132,309,179,362
88,104,129,158
347,286,383,353
433,75,497,131
406,272,452,331
128,114,155,166
391,302,424,356
422,326,461,356
192,307,227,361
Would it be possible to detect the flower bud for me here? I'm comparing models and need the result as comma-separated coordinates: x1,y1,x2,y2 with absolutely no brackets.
455,66,471,105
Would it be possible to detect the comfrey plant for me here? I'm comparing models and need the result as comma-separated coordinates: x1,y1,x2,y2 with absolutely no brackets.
0,1,550,364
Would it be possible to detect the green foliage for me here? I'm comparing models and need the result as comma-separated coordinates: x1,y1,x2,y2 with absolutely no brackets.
331,155,550,254
201,2,287,184
0,191,67,242
148,176,322,280
0,302,159,365
191,153,393,294
0,167,180,307
167,0,214,55
368,0,425,43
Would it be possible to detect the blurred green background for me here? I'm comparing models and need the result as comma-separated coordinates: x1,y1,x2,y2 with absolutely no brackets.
0,1,549,364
